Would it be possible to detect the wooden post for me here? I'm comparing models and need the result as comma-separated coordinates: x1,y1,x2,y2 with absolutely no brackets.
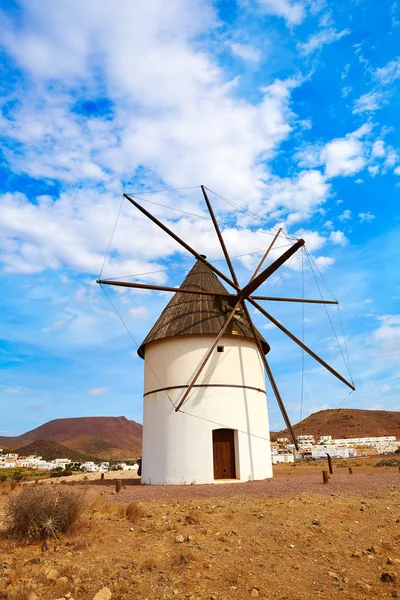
116,480,122,493
322,470,329,484
101,473,104,480
349,467,353,475
327,454,333,475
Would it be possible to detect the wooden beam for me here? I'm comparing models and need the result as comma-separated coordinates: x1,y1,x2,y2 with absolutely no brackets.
251,296,338,305
239,239,305,300
247,297,355,391
97,279,233,298
250,228,282,281
240,302,299,450
174,298,243,412
124,194,241,293
201,185,239,286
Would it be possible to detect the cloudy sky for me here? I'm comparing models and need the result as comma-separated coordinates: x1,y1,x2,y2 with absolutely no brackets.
1,0,399,436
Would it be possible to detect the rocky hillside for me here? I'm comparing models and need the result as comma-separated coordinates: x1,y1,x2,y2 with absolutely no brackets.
0,416,142,459
275,408,400,440
15,440,95,463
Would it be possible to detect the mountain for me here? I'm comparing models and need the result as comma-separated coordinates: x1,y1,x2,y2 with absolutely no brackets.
15,440,96,463
275,408,400,440
0,416,142,459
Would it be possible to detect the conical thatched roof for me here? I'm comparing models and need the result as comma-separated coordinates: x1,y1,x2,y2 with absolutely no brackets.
138,258,269,357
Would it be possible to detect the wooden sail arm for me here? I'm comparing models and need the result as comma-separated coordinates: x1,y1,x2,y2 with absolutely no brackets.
174,298,243,413
201,185,240,286
97,279,233,298
239,239,304,300
250,228,282,281
251,296,338,305
123,193,241,293
240,301,299,450
247,297,355,391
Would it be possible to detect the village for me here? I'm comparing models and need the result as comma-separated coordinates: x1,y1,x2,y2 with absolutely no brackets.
0,451,138,474
272,434,400,463
1,432,399,477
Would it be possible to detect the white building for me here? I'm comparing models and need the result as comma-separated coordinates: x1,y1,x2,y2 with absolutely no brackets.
272,453,295,464
140,258,273,485
311,445,357,459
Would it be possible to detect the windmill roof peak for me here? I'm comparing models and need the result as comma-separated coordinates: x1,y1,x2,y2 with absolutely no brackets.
138,258,269,357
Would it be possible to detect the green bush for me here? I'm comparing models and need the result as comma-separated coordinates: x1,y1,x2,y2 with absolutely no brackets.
12,471,24,481
6,485,85,540
375,459,400,467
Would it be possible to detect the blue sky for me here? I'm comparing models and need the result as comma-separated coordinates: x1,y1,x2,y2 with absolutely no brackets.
1,0,399,436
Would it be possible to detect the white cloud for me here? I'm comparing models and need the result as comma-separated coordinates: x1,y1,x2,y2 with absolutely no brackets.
256,0,305,25
394,166,400,175
374,58,400,85
338,209,352,221
353,91,387,114
129,306,149,318
368,165,379,177
353,58,400,114
321,136,366,178
314,256,335,269
89,387,107,395
298,27,350,55
329,230,349,246
372,315,400,361
371,140,385,158
229,42,261,63
358,212,376,223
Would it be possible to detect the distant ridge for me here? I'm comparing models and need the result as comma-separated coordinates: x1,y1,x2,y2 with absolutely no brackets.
275,408,400,440
0,416,142,459
15,440,95,463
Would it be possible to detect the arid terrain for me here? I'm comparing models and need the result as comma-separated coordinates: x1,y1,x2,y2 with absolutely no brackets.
1,459,400,600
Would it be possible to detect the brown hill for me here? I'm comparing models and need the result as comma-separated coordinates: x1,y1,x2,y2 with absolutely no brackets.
0,416,142,458
15,440,96,463
275,408,400,440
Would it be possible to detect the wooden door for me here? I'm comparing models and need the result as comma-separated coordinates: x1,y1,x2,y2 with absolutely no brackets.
212,428,236,479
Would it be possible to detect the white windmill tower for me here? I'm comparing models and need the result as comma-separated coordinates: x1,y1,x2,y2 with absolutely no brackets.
137,257,272,484
98,186,355,485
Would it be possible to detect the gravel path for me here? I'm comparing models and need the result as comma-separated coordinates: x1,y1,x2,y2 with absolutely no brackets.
89,470,400,502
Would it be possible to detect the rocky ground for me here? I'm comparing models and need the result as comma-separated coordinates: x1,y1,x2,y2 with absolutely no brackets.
0,462,399,600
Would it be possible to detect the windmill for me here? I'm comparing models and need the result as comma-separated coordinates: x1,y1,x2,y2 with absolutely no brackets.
98,186,355,485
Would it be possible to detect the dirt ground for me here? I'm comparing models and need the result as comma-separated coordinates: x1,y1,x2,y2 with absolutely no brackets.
1,462,400,600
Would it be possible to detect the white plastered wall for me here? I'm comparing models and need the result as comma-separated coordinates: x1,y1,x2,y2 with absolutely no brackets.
141,335,273,485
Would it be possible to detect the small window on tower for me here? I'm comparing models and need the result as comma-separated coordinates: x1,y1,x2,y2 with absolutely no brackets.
217,346,224,353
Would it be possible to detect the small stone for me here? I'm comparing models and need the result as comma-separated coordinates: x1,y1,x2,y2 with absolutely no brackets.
130,528,134,532
356,581,372,592
25,558,41,565
28,593,39,600
388,558,400,566
250,589,259,598
288,544,295,548
179,554,188,565
93,588,112,600
46,568,59,580
175,534,185,543
58,576,69,584
381,572,397,583
328,572,339,580
312,520,320,526
351,551,362,558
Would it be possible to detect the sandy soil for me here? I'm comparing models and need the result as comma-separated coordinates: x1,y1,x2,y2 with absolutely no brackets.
0,464,399,600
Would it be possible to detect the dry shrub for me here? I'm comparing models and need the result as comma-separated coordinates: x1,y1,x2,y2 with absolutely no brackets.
123,502,146,523
6,484,86,540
